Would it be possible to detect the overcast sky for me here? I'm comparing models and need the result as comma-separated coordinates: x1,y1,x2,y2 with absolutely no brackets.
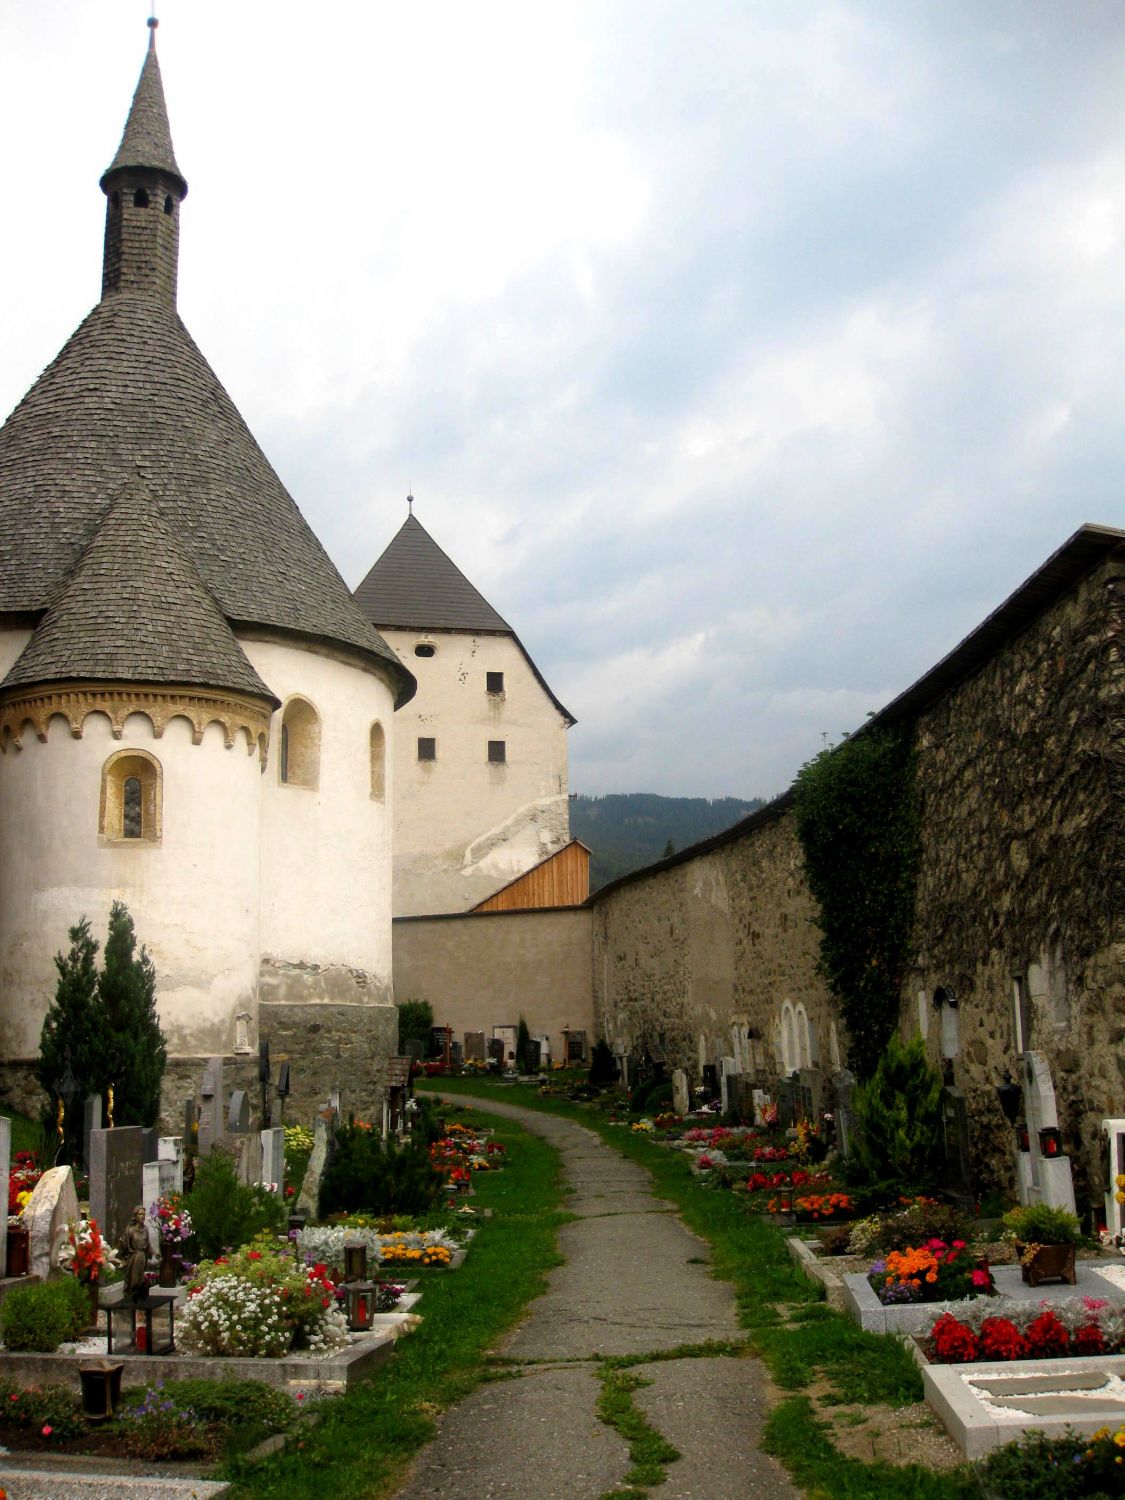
2,2,1122,800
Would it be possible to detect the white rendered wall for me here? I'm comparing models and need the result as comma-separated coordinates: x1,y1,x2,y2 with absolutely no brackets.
244,638,396,998
0,630,31,684
0,710,262,1060
382,630,570,915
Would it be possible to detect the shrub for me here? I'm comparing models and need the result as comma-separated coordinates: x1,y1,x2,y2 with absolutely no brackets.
36,917,109,1161
396,998,436,1056
97,901,166,1129
0,1280,86,1352
847,1197,972,1255
1000,1202,1082,1245
188,1149,285,1258
976,1425,1125,1499
119,1384,211,1459
0,1378,84,1438
845,1034,944,1198
319,1125,445,1218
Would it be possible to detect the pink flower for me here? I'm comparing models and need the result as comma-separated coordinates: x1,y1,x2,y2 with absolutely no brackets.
41,1424,52,1437
970,1268,991,1288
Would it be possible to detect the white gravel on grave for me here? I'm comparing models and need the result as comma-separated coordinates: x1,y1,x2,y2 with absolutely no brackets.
1095,1262,1125,1291
964,1369,1125,1422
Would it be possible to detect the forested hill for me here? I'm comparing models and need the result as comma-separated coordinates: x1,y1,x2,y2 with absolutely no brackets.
570,792,765,893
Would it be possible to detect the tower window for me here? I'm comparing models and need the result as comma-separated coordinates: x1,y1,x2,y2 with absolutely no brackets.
370,722,385,801
100,750,161,843
418,737,436,761
133,188,150,208
487,740,506,764
486,672,504,694
414,643,436,658
279,697,320,789
111,190,121,210
163,195,174,215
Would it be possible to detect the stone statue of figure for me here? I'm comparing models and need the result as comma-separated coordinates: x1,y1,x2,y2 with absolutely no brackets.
117,1205,150,1301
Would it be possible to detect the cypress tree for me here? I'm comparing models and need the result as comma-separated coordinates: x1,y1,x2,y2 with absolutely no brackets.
37,918,111,1159
97,901,166,1127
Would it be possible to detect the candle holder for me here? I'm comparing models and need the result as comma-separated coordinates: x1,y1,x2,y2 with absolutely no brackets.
343,1244,368,1282
1038,1126,1063,1158
1016,1123,1030,1152
344,1280,378,1331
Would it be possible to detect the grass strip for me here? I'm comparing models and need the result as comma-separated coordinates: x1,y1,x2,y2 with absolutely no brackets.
596,1367,680,1488
222,1104,568,1500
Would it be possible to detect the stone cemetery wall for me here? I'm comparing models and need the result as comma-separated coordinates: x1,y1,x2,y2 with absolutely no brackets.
909,548,1124,1202
393,907,593,1063
590,806,836,1079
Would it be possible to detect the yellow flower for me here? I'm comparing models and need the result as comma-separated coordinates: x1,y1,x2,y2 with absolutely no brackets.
1116,1174,1125,1188
1114,1430,1125,1449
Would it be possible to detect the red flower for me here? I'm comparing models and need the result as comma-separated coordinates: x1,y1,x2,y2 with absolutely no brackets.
979,1317,1027,1361
1072,1322,1106,1356
41,1425,52,1437
1025,1310,1069,1357
247,1251,262,1260
931,1312,979,1363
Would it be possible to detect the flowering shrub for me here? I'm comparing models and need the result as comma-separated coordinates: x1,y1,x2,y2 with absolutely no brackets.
119,1384,210,1459
931,1312,979,1362
1024,1308,1069,1358
976,1424,1125,1496
753,1145,789,1163
181,1242,348,1358
869,1239,992,1305
978,1316,1027,1360
793,1192,853,1220
847,1198,972,1257
0,1379,84,1439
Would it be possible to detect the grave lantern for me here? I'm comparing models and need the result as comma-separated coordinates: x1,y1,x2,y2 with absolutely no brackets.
343,1243,368,1282
78,1359,123,1421
995,1071,1021,1126
344,1281,378,1331
1016,1123,1030,1152
1038,1127,1063,1158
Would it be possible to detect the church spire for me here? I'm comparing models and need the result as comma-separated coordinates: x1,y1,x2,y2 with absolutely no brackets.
99,19,188,305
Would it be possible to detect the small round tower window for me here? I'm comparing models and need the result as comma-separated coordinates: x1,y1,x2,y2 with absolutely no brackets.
414,643,436,658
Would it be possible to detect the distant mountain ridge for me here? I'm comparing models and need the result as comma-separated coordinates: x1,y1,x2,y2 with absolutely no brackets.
570,792,765,893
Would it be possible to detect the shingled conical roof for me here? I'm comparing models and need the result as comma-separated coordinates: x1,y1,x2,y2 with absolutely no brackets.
0,29,414,708
354,513,512,633
100,23,186,196
2,480,275,702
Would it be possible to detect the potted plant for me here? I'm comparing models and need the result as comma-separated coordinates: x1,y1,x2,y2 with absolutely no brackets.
1000,1202,1082,1287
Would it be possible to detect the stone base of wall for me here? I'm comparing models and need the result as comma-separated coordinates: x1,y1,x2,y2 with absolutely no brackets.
0,1002,400,1141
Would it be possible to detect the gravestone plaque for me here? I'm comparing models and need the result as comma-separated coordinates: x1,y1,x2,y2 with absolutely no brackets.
487,1038,505,1064
450,1040,464,1066
0,1116,9,1277
81,1094,102,1169
523,1039,541,1072
89,1126,145,1245
26,1165,79,1280
672,1069,690,1118
228,1091,250,1134
463,1031,485,1062
752,1088,769,1127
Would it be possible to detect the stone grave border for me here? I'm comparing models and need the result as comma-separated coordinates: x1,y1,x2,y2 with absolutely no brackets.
922,1354,1125,1459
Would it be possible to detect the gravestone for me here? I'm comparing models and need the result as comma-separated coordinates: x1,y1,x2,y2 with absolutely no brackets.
403,1039,425,1065
752,1088,769,1127
798,1066,823,1121
832,1069,857,1158
1016,1051,1076,1213
158,1137,184,1194
450,1040,464,1067
228,1091,250,1134
776,1075,797,1130
237,1130,264,1188
89,1125,146,1246
1102,1118,1125,1242
463,1031,486,1062
142,1158,178,1217
487,1038,505,1065
701,1063,719,1100
261,1127,285,1192
25,1166,79,1280
523,1039,541,1072
297,1113,333,1217
198,1058,225,1157
0,1116,9,1277
940,1087,973,1197
81,1094,102,1169
719,1057,738,1115
672,1069,690,1118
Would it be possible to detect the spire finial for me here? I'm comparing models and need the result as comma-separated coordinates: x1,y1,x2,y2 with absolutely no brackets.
407,491,414,516
147,9,158,50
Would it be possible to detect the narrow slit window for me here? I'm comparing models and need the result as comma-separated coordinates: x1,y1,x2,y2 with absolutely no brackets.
486,672,504,694
487,740,506,764
122,777,143,838
418,737,436,762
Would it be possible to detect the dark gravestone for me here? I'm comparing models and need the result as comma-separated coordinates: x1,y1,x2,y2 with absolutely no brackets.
228,1091,250,1134
799,1067,824,1120
701,1064,719,1100
141,1127,160,1166
450,1041,464,1066
403,1039,424,1064
777,1077,797,1130
464,1031,486,1062
487,1038,505,1064
88,1126,145,1245
941,1087,973,1197
523,1039,542,1072
832,1069,857,1158
81,1094,102,1168
183,1097,196,1147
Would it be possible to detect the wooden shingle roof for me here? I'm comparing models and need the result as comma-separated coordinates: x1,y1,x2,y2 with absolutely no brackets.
100,28,186,197
355,514,511,633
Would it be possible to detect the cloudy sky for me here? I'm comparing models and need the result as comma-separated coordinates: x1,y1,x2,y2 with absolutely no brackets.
2,2,1122,800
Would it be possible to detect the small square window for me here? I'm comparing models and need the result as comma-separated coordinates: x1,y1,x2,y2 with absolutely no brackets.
486,671,505,694
487,740,506,764
417,737,436,761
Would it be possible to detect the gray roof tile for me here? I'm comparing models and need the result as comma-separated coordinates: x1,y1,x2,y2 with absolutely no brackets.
354,514,511,633
2,479,276,701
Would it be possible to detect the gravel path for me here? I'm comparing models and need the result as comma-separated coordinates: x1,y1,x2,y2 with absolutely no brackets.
395,1096,796,1500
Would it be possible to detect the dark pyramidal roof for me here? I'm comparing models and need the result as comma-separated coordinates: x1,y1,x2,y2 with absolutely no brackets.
3,480,275,702
354,514,512,633
0,28,413,707
355,511,575,724
101,26,187,196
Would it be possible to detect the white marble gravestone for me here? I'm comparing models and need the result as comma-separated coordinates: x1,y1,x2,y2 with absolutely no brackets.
25,1166,78,1280
261,1127,285,1193
158,1137,184,1194
1103,1118,1125,1242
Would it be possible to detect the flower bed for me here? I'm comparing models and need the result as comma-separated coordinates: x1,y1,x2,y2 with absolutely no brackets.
181,1241,349,1358
868,1239,993,1305
296,1223,460,1267
925,1296,1125,1363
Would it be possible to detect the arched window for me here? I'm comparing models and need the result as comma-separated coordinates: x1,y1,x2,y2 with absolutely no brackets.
279,698,320,789
370,722,385,801
100,750,161,842
934,987,959,1060
133,187,149,208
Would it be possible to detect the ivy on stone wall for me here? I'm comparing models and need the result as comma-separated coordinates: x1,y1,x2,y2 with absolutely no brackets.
793,724,920,1081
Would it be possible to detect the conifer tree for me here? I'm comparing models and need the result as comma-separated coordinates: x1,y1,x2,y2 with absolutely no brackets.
97,901,166,1127
36,918,111,1159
